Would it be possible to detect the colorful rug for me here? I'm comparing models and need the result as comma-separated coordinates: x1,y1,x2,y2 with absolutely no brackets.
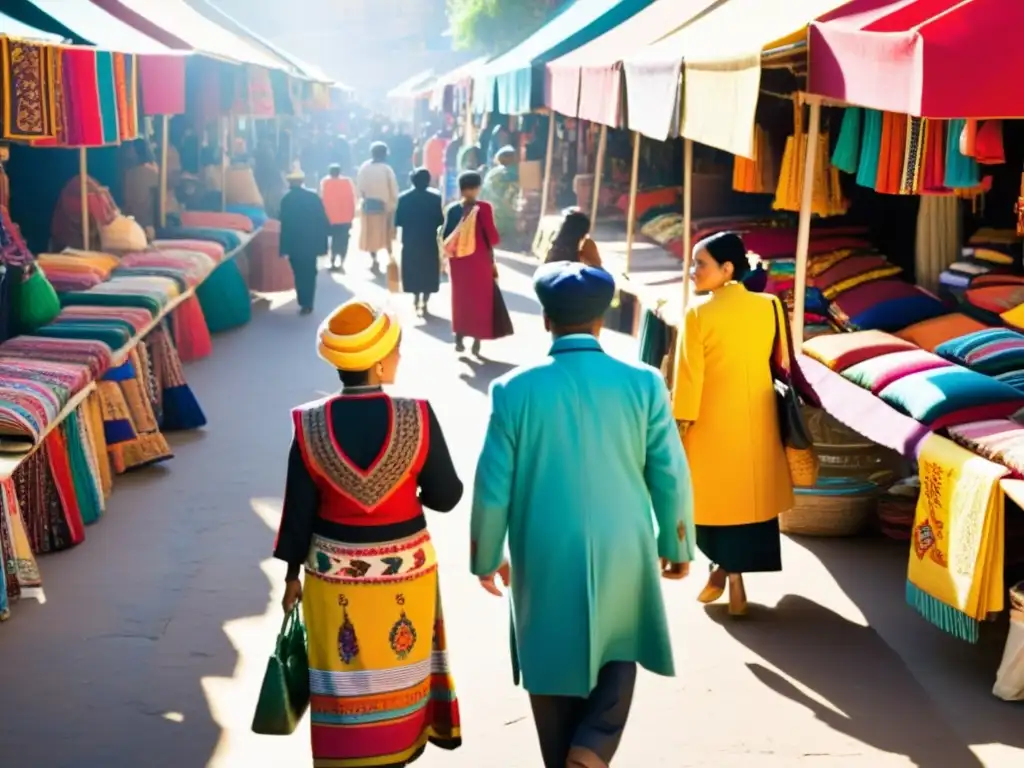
0,336,112,379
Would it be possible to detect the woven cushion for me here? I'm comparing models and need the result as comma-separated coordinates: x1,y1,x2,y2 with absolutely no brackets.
878,366,1024,428
948,419,1024,477
814,254,899,294
896,313,990,352
966,284,1024,314
936,328,1024,376
841,349,952,395
845,284,949,333
802,330,916,372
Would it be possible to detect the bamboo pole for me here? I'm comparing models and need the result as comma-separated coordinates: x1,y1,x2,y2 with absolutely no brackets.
158,115,169,228
624,131,642,273
590,123,607,224
793,98,822,347
538,113,556,218
79,148,89,249
680,138,694,309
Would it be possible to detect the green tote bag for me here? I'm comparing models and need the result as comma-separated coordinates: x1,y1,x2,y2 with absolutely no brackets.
251,604,310,735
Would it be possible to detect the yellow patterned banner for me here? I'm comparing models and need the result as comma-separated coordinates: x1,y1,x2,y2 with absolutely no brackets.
907,433,1008,641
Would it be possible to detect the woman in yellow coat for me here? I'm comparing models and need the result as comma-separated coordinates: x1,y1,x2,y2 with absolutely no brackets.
673,232,793,616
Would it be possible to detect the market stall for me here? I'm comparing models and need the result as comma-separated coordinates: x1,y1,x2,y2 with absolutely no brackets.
0,0,322,618
598,0,1024,696
473,0,658,116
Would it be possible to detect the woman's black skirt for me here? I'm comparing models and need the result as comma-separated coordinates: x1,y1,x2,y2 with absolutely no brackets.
696,518,782,573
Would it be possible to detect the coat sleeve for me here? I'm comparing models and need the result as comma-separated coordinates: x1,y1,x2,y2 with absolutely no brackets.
394,194,407,230
644,370,695,564
672,305,705,422
273,437,320,570
470,380,514,576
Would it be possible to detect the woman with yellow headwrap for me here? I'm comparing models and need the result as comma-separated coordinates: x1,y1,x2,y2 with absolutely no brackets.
274,300,464,767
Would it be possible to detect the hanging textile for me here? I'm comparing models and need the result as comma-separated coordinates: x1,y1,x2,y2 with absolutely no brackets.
831,107,862,174
899,117,926,195
916,195,961,293
945,119,980,189
246,66,275,118
95,52,121,146
0,38,56,141
138,55,186,116
921,119,949,194
856,109,883,189
62,48,104,147
1,479,39,591
113,53,138,142
875,111,907,195
732,125,776,194
64,408,102,526
773,103,846,216
31,46,67,147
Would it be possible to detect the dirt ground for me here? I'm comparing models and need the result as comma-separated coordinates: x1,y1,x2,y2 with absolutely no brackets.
0,248,1020,767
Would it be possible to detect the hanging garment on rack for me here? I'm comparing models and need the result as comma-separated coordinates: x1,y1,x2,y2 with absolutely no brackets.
945,119,980,189
856,109,883,189
900,117,927,195
921,120,949,194
916,195,961,293
876,112,907,195
832,107,862,175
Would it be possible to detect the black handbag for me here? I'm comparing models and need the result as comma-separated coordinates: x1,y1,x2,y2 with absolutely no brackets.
770,298,818,486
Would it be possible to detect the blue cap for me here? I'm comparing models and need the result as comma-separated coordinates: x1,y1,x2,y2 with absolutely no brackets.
533,261,616,326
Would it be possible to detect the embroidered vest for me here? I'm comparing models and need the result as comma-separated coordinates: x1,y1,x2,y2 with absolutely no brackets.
292,395,429,526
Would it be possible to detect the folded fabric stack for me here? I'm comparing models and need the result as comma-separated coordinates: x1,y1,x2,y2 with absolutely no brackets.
31,307,144,351
179,210,254,233
948,420,1024,478
35,252,119,292
61,275,180,317
118,249,217,288
0,336,112,379
152,239,226,263
155,227,243,254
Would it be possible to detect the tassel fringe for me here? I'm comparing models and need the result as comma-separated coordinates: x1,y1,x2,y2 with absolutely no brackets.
906,581,979,643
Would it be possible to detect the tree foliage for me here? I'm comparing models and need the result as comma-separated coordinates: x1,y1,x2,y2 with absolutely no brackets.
447,0,561,53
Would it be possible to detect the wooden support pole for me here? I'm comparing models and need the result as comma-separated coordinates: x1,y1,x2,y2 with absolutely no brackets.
624,131,642,273
793,98,822,347
680,138,694,309
538,113,556,218
79,148,89,249
220,116,228,212
158,114,170,228
590,123,607,224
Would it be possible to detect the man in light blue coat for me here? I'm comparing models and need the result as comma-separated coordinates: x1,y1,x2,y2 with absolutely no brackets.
471,261,695,768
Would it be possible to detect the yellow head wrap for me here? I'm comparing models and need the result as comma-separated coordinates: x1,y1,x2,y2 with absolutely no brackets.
318,300,401,371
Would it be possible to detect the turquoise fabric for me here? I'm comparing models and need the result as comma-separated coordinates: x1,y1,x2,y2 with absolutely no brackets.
944,119,980,189
856,109,883,188
832,107,862,174
470,334,694,697
879,366,1024,426
196,259,252,333
95,51,120,146
477,0,657,114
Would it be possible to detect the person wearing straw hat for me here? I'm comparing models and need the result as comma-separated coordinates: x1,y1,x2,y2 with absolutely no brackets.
471,261,694,768
280,165,330,315
275,299,464,766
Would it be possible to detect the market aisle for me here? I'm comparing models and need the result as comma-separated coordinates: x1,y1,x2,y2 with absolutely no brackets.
0,251,1020,767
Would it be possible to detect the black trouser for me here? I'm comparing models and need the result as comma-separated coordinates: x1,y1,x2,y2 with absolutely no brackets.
288,253,317,310
329,223,351,263
529,662,637,768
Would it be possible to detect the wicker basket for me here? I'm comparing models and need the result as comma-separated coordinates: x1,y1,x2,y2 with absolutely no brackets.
877,492,918,541
781,478,880,537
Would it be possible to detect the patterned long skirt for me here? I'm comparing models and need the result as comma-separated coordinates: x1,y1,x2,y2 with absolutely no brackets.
303,531,461,767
